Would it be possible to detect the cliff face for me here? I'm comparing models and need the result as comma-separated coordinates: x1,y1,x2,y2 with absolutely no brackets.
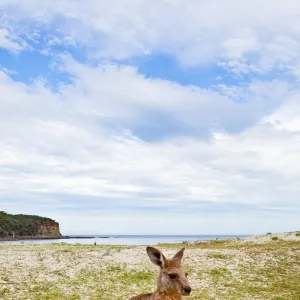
0,211,62,239
37,220,62,238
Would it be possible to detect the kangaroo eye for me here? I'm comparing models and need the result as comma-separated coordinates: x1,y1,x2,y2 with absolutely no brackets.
168,273,178,280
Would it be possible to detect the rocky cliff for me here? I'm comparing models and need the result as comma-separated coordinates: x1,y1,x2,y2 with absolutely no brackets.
37,220,62,238
0,211,62,239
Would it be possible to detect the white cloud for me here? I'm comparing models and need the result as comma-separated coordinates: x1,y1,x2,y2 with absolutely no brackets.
2,0,300,75
263,93,300,132
0,29,24,52
0,58,300,234
1,1,300,234
56,58,288,134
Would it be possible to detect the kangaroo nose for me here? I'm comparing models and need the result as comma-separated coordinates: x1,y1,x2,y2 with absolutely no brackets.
184,286,191,294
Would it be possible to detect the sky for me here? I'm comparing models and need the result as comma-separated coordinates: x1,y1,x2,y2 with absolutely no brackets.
0,0,300,235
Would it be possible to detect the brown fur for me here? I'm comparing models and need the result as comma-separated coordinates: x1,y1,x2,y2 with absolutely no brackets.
130,247,191,300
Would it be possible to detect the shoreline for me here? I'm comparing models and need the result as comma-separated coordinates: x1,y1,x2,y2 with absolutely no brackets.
0,231,298,244
0,235,95,242
0,234,245,244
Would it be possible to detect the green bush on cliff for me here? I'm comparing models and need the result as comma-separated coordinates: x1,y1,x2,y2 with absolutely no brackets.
0,211,53,238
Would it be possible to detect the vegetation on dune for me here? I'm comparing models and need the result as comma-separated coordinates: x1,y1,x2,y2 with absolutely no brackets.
0,211,54,237
0,239,299,299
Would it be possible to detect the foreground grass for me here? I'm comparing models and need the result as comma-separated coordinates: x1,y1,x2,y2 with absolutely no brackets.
0,239,299,299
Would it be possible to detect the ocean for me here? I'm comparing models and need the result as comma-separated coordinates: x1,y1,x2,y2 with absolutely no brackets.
0,234,247,245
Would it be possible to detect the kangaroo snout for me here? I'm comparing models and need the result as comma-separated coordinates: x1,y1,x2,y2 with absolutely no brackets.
183,286,191,295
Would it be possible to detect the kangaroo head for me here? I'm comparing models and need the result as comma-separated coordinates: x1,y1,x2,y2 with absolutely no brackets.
146,246,191,296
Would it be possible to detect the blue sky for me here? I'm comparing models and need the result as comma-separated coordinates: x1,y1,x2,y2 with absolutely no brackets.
0,1,300,235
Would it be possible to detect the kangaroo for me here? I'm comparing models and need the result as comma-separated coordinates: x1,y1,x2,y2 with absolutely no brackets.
130,246,191,300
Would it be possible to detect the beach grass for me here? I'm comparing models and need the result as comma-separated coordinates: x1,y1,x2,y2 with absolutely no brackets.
0,238,299,299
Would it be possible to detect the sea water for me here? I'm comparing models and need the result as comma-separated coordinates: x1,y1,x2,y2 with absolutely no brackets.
0,234,246,245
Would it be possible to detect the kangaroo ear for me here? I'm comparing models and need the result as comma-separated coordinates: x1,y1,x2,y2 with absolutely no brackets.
146,247,166,268
172,247,185,262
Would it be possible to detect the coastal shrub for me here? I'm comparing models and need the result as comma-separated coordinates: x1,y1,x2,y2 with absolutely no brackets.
210,267,231,277
271,237,279,241
207,252,229,259
0,211,53,237
296,232,300,237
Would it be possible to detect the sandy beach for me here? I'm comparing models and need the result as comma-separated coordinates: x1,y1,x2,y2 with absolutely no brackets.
0,232,299,299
